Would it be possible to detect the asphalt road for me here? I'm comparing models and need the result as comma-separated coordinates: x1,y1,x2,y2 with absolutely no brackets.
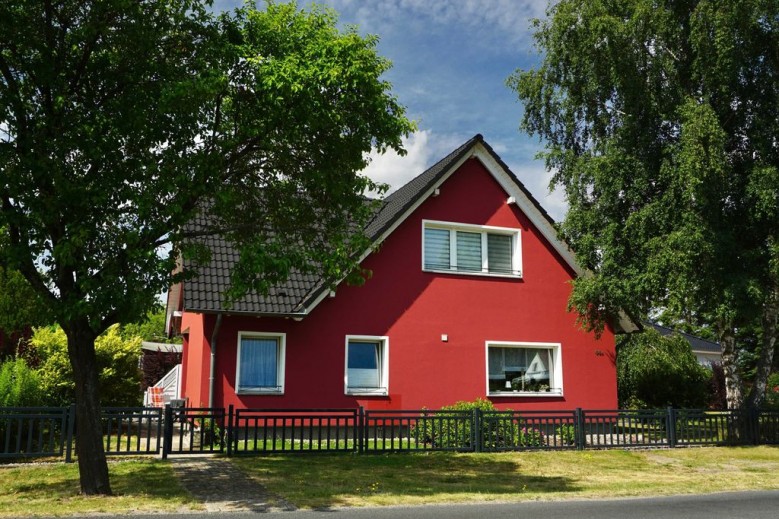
71,491,779,519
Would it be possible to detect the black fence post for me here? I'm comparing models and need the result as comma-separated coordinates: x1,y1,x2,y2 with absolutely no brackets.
357,406,364,454
162,405,173,460
227,405,234,457
575,408,585,450
473,409,482,453
65,404,76,463
749,407,760,445
666,407,677,448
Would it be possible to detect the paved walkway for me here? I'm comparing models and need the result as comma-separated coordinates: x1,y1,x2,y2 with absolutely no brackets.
170,456,297,513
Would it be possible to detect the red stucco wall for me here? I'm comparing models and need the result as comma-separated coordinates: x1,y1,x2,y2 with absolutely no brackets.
180,311,212,407
183,157,617,411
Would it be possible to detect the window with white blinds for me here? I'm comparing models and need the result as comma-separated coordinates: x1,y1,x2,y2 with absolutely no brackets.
422,221,521,277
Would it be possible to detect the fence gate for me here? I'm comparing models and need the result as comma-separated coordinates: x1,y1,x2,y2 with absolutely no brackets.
162,406,226,457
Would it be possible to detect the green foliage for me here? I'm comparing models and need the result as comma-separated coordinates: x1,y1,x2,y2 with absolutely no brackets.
518,426,545,447
193,416,224,447
765,373,779,410
555,423,577,446
0,265,52,358
617,329,712,409
0,0,411,492
30,325,142,407
120,308,178,344
510,0,779,408
412,399,521,450
0,357,45,407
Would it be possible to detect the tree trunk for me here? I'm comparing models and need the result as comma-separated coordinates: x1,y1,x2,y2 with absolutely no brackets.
747,283,779,409
64,319,112,495
720,328,744,410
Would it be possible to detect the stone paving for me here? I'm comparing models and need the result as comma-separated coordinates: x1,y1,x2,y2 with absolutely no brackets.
170,456,297,513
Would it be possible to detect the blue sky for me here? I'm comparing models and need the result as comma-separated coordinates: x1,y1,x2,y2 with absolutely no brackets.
213,1,564,220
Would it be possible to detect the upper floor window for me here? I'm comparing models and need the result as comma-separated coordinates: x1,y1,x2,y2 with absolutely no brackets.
422,220,521,277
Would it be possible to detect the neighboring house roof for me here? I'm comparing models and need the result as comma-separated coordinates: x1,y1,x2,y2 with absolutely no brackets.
178,134,639,333
141,341,183,354
645,322,720,354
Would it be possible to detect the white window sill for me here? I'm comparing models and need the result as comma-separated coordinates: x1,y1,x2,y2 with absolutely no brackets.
489,391,563,398
346,389,388,396
423,268,522,280
237,389,284,395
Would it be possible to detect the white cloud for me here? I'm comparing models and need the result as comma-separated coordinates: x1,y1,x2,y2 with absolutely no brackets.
363,130,433,193
510,164,568,222
327,0,547,47
365,130,568,221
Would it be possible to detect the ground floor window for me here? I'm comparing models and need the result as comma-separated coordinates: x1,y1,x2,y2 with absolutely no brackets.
486,342,562,396
345,336,389,395
236,332,285,394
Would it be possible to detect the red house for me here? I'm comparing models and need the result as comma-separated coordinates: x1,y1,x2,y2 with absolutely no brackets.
168,135,637,412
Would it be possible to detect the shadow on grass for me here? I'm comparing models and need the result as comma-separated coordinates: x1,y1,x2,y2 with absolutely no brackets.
234,452,578,509
110,459,190,499
0,460,189,505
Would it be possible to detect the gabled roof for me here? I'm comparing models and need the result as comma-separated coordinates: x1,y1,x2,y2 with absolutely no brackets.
179,134,639,332
646,322,720,354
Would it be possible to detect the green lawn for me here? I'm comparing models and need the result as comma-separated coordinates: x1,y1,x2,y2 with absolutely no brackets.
2,446,779,515
0,459,198,517
233,446,779,508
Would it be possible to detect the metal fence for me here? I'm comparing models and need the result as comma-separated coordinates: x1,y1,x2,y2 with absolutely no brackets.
2,405,779,461
0,407,73,460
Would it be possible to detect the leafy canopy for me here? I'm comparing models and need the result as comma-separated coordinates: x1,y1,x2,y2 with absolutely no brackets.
511,0,778,332
617,329,711,409
0,0,414,335
0,0,412,494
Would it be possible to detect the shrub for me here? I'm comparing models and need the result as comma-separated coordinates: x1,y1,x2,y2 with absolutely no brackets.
0,358,45,408
30,324,142,406
518,426,545,447
617,328,711,409
555,423,577,446
412,398,521,449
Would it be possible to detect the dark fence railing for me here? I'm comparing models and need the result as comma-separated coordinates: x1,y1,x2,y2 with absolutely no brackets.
231,408,358,455
0,406,73,460
2,405,779,461
102,407,163,456
363,409,474,452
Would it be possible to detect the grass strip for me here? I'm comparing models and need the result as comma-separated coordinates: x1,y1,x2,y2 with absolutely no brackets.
0,458,198,517
232,446,779,508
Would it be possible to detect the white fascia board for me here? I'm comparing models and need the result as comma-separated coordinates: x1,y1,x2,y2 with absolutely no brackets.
469,144,583,277
301,151,474,315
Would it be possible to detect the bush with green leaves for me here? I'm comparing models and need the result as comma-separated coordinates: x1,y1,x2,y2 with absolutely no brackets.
617,328,712,409
30,325,142,407
0,357,45,408
412,398,521,449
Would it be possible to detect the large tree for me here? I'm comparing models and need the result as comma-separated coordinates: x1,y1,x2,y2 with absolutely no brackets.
0,0,412,494
510,0,778,410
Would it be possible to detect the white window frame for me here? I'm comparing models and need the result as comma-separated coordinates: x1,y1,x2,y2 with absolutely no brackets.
236,331,286,395
485,341,563,397
344,335,389,396
421,219,522,278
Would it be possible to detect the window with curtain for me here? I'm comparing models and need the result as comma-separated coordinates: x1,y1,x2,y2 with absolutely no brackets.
237,334,285,393
423,221,520,276
487,343,561,395
345,337,388,395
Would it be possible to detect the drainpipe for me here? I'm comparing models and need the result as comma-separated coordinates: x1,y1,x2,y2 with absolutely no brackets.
208,313,223,408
